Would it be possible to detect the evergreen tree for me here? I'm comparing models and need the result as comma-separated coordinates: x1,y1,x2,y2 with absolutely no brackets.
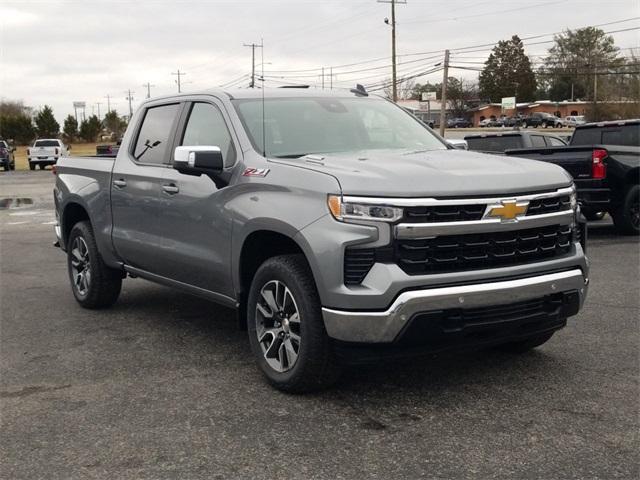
34,105,60,137
479,35,537,102
79,115,102,142
63,115,78,142
103,110,126,138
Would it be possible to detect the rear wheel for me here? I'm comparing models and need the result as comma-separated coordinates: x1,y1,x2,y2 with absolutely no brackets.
522,121,528,128
67,221,122,308
247,254,340,393
612,185,640,235
39,164,46,170
29,163,35,171
495,331,555,353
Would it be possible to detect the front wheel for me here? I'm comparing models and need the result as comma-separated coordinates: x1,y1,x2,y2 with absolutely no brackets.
583,210,606,221
67,221,122,308
247,254,340,393
612,185,640,235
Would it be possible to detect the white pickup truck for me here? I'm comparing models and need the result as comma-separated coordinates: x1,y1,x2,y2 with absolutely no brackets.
27,139,68,170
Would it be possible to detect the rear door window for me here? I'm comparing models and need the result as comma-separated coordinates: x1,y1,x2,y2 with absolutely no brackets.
570,128,601,145
530,135,547,147
547,136,566,147
133,104,180,164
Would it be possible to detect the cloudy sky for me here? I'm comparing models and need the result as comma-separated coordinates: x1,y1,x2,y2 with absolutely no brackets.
1,0,638,121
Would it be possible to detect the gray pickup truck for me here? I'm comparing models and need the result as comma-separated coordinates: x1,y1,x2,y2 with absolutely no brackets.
54,88,589,392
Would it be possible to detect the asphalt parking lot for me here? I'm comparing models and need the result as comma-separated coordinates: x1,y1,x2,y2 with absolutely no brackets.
1,171,638,479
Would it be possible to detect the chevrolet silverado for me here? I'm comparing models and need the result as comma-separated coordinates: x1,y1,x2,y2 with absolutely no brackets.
53,88,589,392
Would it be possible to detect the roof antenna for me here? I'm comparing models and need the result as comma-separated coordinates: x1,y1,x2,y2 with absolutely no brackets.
350,84,368,97
261,38,266,157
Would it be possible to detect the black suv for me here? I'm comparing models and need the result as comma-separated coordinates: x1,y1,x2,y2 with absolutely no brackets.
523,112,563,128
0,140,16,171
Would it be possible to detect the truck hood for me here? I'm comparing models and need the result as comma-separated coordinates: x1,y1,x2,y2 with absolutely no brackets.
273,149,572,197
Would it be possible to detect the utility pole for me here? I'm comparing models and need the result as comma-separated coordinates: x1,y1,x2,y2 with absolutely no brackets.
378,0,406,102
142,82,156,99
322,67,325,89
171,70,186,93
104,94,112,113
330,67,333,90
125,90,134,120
95,102,102,119
244,42,263,88
439,49,450,137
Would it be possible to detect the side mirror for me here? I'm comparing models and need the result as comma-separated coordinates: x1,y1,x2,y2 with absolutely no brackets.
173,145,224,175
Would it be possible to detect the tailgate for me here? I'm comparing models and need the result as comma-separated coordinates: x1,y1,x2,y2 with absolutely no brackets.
505,146,593,179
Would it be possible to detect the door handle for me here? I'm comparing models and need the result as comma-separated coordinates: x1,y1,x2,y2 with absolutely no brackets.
162,184,179,194
113,179,127,188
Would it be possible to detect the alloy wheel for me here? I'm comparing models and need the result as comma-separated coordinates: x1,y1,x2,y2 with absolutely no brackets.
70,236,91,296
255,280,301,373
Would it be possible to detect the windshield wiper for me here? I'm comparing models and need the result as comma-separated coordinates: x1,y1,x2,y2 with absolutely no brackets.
273,153,309,159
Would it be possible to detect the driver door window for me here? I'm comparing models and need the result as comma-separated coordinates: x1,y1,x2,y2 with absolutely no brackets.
182,102,236,167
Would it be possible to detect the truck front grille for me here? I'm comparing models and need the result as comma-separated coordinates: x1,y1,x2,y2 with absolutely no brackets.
404,204,485,223
526,195,572,215
395,224,572,275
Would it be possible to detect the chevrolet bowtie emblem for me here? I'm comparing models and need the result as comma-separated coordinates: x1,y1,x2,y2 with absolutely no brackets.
486,200,528,221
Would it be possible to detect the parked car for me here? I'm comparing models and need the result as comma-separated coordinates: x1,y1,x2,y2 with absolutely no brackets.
53,88,589,392
505,119,639,234
478,118,492,127
96,139,122,157
27,139,68,170
523,112,564,129
565,115,586,127
447,118,472,128
465,131,567,153
502,116,523,127
0,139,16,171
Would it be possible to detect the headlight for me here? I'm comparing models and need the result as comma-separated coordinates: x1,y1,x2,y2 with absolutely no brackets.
327,195,403,223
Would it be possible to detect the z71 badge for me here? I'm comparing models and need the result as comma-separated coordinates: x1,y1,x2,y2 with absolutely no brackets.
242,167,270,177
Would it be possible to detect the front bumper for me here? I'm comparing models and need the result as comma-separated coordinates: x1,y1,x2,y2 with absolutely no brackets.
322,269,588,343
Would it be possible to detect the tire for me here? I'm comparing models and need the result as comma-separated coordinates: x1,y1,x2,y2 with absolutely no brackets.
247,254,340,393
583,210,606,221
67,221,122,308
39,164,46,170
29,163,35,171
522,122,528,128
612,184,640,235
495,331,555,353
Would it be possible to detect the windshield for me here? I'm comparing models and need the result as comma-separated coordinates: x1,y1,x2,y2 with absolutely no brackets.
232,96,447,158
34,140,60,147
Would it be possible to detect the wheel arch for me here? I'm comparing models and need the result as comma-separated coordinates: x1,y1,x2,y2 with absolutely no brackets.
234,226,318,330
61,199,92,249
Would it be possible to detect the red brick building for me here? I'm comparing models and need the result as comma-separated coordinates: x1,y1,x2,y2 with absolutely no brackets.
470,101,590,126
